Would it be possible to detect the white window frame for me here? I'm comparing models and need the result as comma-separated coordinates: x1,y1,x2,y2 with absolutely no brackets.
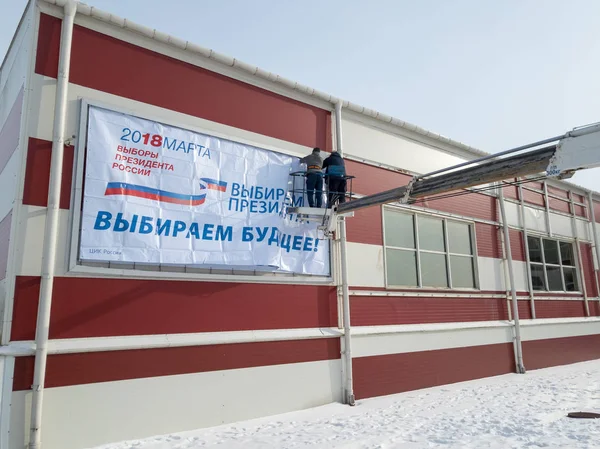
382,206,480,290
65,98,333,285
526,235,581,293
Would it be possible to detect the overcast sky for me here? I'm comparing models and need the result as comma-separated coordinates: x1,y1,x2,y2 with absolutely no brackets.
2,0,599,192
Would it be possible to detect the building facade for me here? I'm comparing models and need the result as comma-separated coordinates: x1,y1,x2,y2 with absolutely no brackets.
0,1,599,448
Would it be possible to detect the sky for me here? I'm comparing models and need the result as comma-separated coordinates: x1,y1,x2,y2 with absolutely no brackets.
1,0,600,192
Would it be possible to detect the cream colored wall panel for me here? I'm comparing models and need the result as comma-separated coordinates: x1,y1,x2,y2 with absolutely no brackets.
576,219,589,241
477,257,506,291
27,74,313,158
524,206,547,233
353,325,513,358
520,318,600,341
550,213,573,238
347,242,385,288
13,206,70,277
341,119,466,174
0,151,21,222
504,201,521,228
10,359,342,449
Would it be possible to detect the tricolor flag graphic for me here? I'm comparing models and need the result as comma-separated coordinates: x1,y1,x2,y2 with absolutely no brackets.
104,182,208,206
199,177,228,192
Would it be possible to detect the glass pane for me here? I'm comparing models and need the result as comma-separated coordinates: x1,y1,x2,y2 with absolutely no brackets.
418,216,445,252
546,266,563,291
420,252,448,287
450,255,475,288
560,242,575,266
563,267,579,292
384,210,415,249
543,239,560,265
528,237,542,263
385,248,417,286
530,264,546,291
447,221,473,255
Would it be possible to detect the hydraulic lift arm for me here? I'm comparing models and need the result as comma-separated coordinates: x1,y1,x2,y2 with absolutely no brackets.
331,122,600,219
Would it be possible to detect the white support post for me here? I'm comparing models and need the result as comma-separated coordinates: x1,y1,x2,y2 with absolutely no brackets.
518,183,536,319
334,101,354,405
543,182,552,236
498,184,526,373
570,192,590,316
29,2,78,448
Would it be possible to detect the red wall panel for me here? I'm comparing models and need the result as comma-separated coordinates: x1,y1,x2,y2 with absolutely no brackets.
36,14,331,151
574,204,586,218
475,223,502,259
22,138,74,209
502,179,518,200
350,296,519,326
548,197,570,214
346,206,383,245
345,160,411,196
534,300,587,319
11,276,337,341
547,185,568,199
13,337,340,390
522,188,545,207
417,191,497,222
579,242,598,298
595,201,600,224
354,343,515,399
523,334,600,370
0,87,23,173
508,228,526,262
0,211,12,280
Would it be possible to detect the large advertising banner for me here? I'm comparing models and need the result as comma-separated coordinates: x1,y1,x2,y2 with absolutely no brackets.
79,105,330,276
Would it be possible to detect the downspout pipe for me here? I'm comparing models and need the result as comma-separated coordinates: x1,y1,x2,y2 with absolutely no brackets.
498,185,526,374
29,1,77,448
587,192,600,299
518,184,536,319
334,101,355,405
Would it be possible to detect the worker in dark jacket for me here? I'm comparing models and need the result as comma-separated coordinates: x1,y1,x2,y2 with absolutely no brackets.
323,150,346,207
299,147,324,208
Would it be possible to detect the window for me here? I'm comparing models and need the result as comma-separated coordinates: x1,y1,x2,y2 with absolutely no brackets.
383,208,477,288
527,236,579,292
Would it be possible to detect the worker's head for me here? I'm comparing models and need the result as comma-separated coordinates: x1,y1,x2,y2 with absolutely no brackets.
312,147,320,153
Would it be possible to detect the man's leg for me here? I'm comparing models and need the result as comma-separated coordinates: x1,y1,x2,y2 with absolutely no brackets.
328,178,341,206
338,178,347,203
315,176,323,208
306,174,316,207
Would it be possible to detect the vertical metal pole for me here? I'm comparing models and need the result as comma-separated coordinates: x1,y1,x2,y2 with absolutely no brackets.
29,2,78,448
498,184,526,373
518,183,536,318
334,101,354,405
543,182,552,237
588,192,600,301
570,192,590,316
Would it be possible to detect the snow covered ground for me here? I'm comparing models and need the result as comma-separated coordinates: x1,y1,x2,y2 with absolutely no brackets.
91,360,600,449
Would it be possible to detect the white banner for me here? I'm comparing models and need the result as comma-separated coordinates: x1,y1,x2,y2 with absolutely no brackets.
80,105,330,275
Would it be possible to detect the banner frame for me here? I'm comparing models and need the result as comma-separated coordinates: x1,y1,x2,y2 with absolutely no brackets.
66,98,334,284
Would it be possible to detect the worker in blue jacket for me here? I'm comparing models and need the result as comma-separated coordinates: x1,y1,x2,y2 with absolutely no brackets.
323,150,346,207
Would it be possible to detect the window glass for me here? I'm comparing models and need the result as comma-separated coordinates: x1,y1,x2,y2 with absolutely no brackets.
447,221,473,255
528,237,543,263
385,248,418,286
384,210,415,249
418,216,445,252
420,252,448,287
559,242,575,266
563,267,579,292
543,239,560,265
530,264,546,291
450,255,475,288
546,265,563,291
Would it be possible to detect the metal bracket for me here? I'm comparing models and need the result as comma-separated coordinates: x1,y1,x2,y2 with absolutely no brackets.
400,176,417,203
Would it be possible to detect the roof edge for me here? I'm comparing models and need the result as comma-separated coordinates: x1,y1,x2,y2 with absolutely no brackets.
38,0,599,196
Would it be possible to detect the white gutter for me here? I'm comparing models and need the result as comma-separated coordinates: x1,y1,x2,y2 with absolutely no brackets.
335,101,355,406
498,185,526,374
29,1,77,448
